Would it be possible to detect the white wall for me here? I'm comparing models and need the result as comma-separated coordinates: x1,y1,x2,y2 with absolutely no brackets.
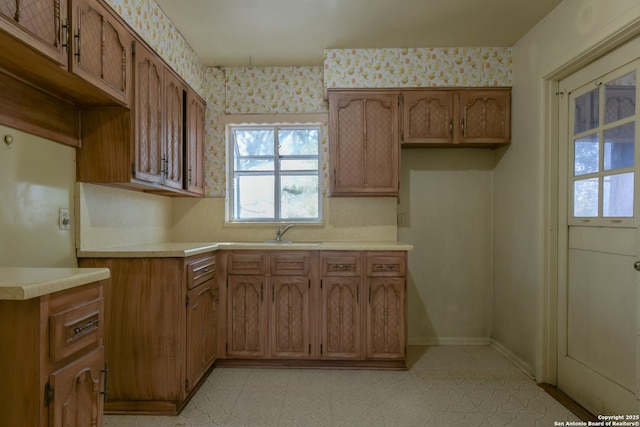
399,149,494,345
0,125,76,267
494,0,640,378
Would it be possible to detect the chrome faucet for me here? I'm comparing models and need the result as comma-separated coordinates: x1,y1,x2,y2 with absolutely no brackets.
275,224,294,242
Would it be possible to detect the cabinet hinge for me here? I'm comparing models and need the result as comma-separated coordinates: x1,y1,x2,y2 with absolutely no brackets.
131,41,136,55
44,382,54,407
320,344,323,355
399,94,403,105
185,378,190,392
131,162,135,175
225,342,228,353
186,295,190,307
309,344,311,354
401,132,404,142
320,279,322,289
308,279,311,289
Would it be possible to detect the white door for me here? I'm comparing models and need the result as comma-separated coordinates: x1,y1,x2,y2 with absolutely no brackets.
558,39,640,416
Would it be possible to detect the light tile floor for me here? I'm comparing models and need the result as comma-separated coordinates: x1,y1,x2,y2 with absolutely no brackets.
105,346,581,427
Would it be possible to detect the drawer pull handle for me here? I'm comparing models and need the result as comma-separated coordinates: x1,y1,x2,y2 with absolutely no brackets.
375,265,397,271
73,319,99,335
331,264,353,271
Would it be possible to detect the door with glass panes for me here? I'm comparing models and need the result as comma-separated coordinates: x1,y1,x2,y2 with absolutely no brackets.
558,49,639,416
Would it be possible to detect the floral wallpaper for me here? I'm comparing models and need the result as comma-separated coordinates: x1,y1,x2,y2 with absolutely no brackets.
324,48,512,88
203,66,329,197
103,0,207,96
103,2,513,198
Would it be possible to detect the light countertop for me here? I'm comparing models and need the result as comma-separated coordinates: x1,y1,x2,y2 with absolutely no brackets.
77,241,414,258
0,267,110,300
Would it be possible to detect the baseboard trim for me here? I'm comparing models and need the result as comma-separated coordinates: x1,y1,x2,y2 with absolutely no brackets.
408,337,491,346
490,338,535,379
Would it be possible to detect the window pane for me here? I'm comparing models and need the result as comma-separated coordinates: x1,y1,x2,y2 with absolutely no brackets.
604,71,635,124
279,129,319,155
236,158,274,171
574,133,599,176
574,178,599,217
603,172,634,217
574,89,599,134
281,159,318,171
604,122,635,171
234,129,274,156
280,175,319,219
236,175,274,219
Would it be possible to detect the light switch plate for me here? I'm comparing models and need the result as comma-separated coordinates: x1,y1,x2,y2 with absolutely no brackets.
58,208,71,230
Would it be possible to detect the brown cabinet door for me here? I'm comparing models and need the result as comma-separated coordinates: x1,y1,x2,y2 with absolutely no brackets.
321,276,361,359
270,276,310,358
329,91,400,196
70,0,131,105
458,89,511,145
0,0,67,66
366,277,405,359
186,281,217,392
48,346,104,427
227,275,267,358
186,89,206,195
163,69,185,190
133,41,164,185
402,90,454,145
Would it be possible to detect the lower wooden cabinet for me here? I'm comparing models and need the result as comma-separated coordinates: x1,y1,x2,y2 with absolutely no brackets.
0,281,106,427
226,274,268,358
223,251,316,360
186,278,217,392
79,252,217,415
366,277,406,359
320,276,361,359
49,347,105,427
219,250,407,368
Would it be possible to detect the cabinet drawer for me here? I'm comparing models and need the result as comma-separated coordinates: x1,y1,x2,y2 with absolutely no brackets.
321,252,361,276
50,297,102,364
187,255,216,289
271,252,309,276
228,252,266,275
366,254,406,276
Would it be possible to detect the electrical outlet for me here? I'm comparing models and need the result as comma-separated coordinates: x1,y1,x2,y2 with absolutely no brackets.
58,208,71,230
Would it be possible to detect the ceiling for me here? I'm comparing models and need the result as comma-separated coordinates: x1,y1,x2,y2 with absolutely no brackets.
155,0,564,67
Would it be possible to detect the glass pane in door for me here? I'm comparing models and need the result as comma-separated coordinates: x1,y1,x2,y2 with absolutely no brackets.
574,89,599,134
574,133,599,176
604,71,636,124
604,122,635,170
603,172,634,217
574,178,599,217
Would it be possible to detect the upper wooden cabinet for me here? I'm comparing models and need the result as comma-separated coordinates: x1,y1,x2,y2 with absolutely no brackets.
0,0,68,66
401,88,511,148
458,89,510,145
0,0,131,106
329,90,400,196
69,0,131,105
186,90,206,196
78,40,205,197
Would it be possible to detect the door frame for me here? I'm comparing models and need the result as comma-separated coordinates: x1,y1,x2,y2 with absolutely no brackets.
540,18,640,389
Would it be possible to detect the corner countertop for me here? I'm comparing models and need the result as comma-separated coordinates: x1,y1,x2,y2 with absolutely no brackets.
0,267,111,300
76,241,414,258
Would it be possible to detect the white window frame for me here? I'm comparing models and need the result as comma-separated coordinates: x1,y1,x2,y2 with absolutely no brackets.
222,115,326,224
567,61,638,228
